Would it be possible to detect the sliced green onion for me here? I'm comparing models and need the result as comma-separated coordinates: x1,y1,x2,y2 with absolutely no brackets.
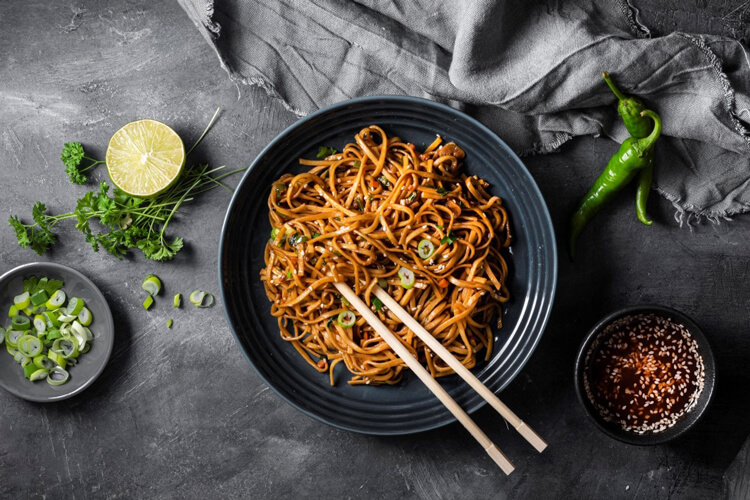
142,295,154,311
5,329,23,348
8,305,18,318
11,315,31,331
43,310,61,328
65,297,85,316
45,290,66,310
398,267,415,289
417,239,435,259
29,368,50,381
33,314,47,333
377,278,388,289
142,274,162,296
14,352,28,365
79,343,90,354
13,292,30,310
23,362,38,379
58,313,76,323
46,329,62,342
71,322,87,349
337,310,356,328
47,367,69,386
372,296,383,312
167,319,173,328
30,290,49,307
173,294,181,308
0,326,4,345
189,290,205,304
17,334,42,357
270,227,280,240
53,338,79,359
33,354,54,370
189,290,214,308
77,307,92,326
48,350,66,369
6,345,17,356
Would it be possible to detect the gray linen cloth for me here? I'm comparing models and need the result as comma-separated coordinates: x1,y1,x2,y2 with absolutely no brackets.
178,0,750,222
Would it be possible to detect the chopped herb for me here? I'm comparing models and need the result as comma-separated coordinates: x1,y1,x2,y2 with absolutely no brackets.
407,192,417,202
317,146,338,158
368,195,373,202
326,317,335,328
354,197,364,211
275,184,287,194
436,187,448,196
440,231,457,245
342,297,350,307
289,233,308,246
436,225,444,229
333,251,342,257
353,161,361,168
378,175,390,188
286,271,293,279
372,296,383,312
312,232,321,238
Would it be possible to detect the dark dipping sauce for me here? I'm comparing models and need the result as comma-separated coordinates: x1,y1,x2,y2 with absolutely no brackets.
583,314,706,434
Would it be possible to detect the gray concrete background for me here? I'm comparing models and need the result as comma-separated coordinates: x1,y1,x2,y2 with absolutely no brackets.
1,1,749,498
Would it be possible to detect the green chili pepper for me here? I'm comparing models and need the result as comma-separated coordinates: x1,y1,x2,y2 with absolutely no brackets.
602,72,653,139
635,162,654,226
569,110,661,259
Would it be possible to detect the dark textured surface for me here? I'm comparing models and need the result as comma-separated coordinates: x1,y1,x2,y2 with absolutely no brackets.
0,1,749,499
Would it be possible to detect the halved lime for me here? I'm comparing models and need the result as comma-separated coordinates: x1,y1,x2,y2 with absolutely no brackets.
105,119,185,198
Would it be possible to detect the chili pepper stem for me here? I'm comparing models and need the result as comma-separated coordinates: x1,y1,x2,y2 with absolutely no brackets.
602,72,627,100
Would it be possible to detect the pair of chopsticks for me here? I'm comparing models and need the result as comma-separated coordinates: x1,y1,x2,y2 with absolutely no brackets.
334,282,547,475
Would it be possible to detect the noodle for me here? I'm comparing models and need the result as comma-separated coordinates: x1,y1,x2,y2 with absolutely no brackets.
260,126,511,386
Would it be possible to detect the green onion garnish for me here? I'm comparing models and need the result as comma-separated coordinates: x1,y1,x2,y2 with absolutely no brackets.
337,311,356,328
417,239,435,259
141,274,162,296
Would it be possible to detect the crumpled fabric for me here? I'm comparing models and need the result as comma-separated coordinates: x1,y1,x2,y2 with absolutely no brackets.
178,0,750,221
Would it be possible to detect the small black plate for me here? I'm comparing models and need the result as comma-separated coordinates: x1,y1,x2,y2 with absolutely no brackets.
574,305,716,445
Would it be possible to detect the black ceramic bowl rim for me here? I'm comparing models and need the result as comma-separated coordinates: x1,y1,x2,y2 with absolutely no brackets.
219,95,557,434
574,304,716,445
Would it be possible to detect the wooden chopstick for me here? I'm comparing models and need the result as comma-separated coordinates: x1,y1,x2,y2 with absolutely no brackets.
334,282,515,475
372,286,548,453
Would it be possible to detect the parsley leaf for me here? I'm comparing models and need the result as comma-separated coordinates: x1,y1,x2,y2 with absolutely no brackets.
61,142,104,185
317,146,338,158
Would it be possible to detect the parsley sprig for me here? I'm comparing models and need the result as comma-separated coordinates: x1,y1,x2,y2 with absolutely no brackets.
10,165,244,261
61,142,105,185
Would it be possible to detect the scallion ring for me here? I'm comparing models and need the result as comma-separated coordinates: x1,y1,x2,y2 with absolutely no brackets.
141,274,162,296
65,297,85,316
5,329,23,348
45,290,66,310
53,338,79,359
173,294,181,308
17,335,43,357
77,307,92,326
417,239,435,259
33,314,47,333
189,290,214,308
29,368,50,381
142,295,154,311
398,267,415,289
337,310,356,328
11,315,31,331
47,367,69,386
13,292,30,310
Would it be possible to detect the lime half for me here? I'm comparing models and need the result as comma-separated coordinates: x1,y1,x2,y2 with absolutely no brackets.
105,119,185,198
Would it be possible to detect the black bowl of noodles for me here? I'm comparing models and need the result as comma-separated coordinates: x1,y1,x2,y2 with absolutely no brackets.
219,95,557,435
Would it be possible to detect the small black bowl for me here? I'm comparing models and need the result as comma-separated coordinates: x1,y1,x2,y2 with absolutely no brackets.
574,305,716,445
